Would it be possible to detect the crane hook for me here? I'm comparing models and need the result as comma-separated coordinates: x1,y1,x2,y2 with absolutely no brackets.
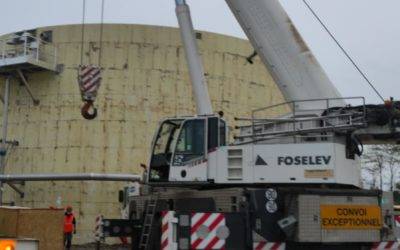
81,100,97,120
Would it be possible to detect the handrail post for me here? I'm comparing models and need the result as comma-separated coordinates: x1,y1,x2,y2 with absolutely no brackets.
23,36,27,56
362,97,366,125
54,46,57,68
251,110,255,143
36,37,40,61
292,101,296,142
1,40,5,61
326,99,330,116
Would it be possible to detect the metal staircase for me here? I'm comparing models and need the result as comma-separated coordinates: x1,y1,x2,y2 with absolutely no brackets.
139,194,159,250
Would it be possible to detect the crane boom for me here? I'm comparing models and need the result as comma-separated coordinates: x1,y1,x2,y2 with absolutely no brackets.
225,0,344,110
175,0,213,115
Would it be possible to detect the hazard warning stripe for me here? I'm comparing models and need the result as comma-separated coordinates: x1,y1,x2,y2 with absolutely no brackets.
161,211,176,250
80,65,95,76
191,213,212,235
253,242,285,250
395,215,400,227
161,238,168,250
78,65,102,96
204,236,220,250
255,242,266,250
161,222,168,234
82,72,101,90
83,71,101,87
191,238,203,249
83,74,101,92
81,68,97,81
208,214,225,232
94,214,103,240
80,67,99,84
191,213,226,250
191,213,220,244
371,241,399,250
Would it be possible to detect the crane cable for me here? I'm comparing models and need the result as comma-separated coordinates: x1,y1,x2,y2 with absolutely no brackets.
80,0,86,65
98,0,105,67
302,0,386,103
80,0,105,65
78,0,105,120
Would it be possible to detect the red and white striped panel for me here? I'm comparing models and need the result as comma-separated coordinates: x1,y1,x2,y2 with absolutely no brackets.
161,211,177,250
371,242,400,250
191,212,226,249
253,241,285,250
78,65,102,94
94,214,103,241
395,215,400,227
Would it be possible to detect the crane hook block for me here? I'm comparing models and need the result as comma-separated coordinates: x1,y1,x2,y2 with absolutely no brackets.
77,65,102,120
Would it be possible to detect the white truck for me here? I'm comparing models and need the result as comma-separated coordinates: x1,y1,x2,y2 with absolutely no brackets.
104,0,400,249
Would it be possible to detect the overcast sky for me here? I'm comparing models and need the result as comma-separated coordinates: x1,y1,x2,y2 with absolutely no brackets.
1,0,399,104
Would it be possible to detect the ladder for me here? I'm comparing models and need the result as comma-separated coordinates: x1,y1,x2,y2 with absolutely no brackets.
139,194,159,250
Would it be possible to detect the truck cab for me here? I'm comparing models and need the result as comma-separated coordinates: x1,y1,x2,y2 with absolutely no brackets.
148,115,226,184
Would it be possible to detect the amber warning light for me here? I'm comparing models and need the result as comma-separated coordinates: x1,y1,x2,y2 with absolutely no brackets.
0,239,16,250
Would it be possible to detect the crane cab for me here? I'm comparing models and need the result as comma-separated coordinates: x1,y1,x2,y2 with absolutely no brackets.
147,115,226,185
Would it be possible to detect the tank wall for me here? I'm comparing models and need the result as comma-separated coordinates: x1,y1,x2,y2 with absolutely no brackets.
0,24,287,243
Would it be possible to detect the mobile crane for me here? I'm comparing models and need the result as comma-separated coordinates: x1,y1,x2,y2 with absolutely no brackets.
104,0,400,249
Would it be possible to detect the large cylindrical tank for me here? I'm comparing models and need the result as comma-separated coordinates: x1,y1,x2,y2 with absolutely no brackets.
0,24,286,243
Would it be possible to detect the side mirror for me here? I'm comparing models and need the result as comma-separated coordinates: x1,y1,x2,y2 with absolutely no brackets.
118,190,124,203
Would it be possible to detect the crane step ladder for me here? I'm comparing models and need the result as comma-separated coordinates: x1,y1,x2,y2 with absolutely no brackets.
139,194,159,250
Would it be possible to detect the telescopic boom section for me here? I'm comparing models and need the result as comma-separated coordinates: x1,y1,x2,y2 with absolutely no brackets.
175,0,213,115
225,0,344,110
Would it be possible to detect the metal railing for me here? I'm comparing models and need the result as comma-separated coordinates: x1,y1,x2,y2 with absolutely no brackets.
0,33,57,69
234,97,367,144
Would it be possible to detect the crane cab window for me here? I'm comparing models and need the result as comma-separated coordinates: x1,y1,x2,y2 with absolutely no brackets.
149,119,182,182
173,119,205,166
219,119,226,146
208,117,227,150
208,117,219,150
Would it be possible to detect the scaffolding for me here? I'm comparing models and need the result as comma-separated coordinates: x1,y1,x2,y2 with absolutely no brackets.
0,32,58,73
0,30,59,205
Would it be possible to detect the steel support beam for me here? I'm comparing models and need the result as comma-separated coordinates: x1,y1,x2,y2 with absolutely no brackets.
16,69,40,106
0,173,142,182
7,182,24,198
0,76,10,205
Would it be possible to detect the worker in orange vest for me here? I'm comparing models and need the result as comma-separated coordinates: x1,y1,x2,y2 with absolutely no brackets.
64,206,76,250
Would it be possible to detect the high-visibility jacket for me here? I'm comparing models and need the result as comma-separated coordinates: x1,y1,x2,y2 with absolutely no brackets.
64,213,75,233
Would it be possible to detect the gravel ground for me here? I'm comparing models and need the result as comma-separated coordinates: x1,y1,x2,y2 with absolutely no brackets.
72,244,130,250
